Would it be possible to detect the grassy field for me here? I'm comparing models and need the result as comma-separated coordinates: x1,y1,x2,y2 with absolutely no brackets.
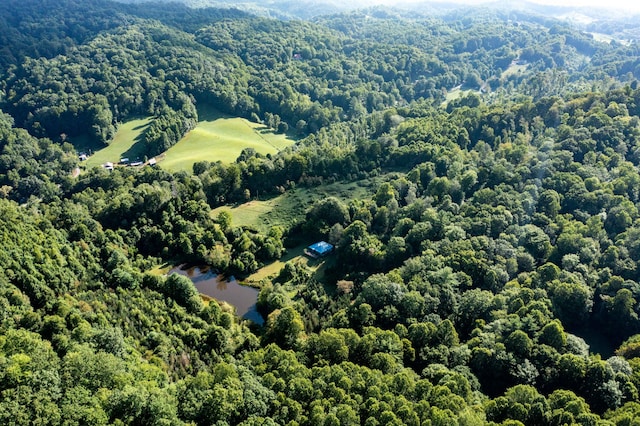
501,63,528,79
160,105,296,173
244,243,332,284
84,118,152,169
443,87,475,105
211,176,387,233
245,244,307,283
590,32,613,43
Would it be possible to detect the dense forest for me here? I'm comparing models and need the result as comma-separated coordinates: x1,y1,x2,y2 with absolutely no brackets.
3,0,640,424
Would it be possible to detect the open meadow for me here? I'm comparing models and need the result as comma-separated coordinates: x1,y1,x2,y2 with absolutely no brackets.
160,105,296,172
211,176,388,233
501,62,528,79
443,86,475,105
83,118,152,168
244,243,333,284
81,106,295,172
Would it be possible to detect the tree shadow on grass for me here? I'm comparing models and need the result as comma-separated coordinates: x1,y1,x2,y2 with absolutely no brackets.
70,133,101,155
197,105,226,122
120,121,152,161
131,123,148,131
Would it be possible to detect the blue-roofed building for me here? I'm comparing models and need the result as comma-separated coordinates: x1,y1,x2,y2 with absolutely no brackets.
305,241,334,258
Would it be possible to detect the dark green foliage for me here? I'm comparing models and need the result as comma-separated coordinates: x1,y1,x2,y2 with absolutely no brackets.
144,105,198,156
0,111,77,202
165,273,203,313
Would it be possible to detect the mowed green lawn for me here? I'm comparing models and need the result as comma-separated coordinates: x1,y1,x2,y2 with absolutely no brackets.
84,118,152,168
160,107,295,173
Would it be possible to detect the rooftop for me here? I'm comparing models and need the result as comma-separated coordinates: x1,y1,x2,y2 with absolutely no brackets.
307,241,334,257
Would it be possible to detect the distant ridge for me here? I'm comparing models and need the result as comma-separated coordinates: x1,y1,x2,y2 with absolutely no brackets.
113,0,640,20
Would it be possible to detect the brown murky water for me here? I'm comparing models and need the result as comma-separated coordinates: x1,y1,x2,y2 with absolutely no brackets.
169,265,263,325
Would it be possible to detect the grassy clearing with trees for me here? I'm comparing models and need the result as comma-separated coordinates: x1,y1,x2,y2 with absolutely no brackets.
501,62,528,79
244,244,310,283
211,177,385,233
444,87,475,104
84,117,152,168
160,106,295,172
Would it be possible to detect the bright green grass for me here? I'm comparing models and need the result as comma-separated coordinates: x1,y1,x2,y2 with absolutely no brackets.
84,118,152,168
245,244,307,283
244,243,331,284
211,175,389,234
147,263,172,276
160,106,295,173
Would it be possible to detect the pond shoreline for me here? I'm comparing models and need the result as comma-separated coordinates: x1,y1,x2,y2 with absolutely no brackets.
169,264,264,325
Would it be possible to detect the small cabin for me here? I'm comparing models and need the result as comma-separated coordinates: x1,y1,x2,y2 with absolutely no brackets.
305,241,334,258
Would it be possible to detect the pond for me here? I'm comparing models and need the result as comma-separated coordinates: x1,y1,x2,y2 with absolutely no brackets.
169,265,264,325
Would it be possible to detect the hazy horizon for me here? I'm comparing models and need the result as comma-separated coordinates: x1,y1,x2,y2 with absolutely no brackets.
370,0,640,13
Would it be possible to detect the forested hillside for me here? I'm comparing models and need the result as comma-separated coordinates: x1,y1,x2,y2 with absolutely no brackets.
3,0,640,424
